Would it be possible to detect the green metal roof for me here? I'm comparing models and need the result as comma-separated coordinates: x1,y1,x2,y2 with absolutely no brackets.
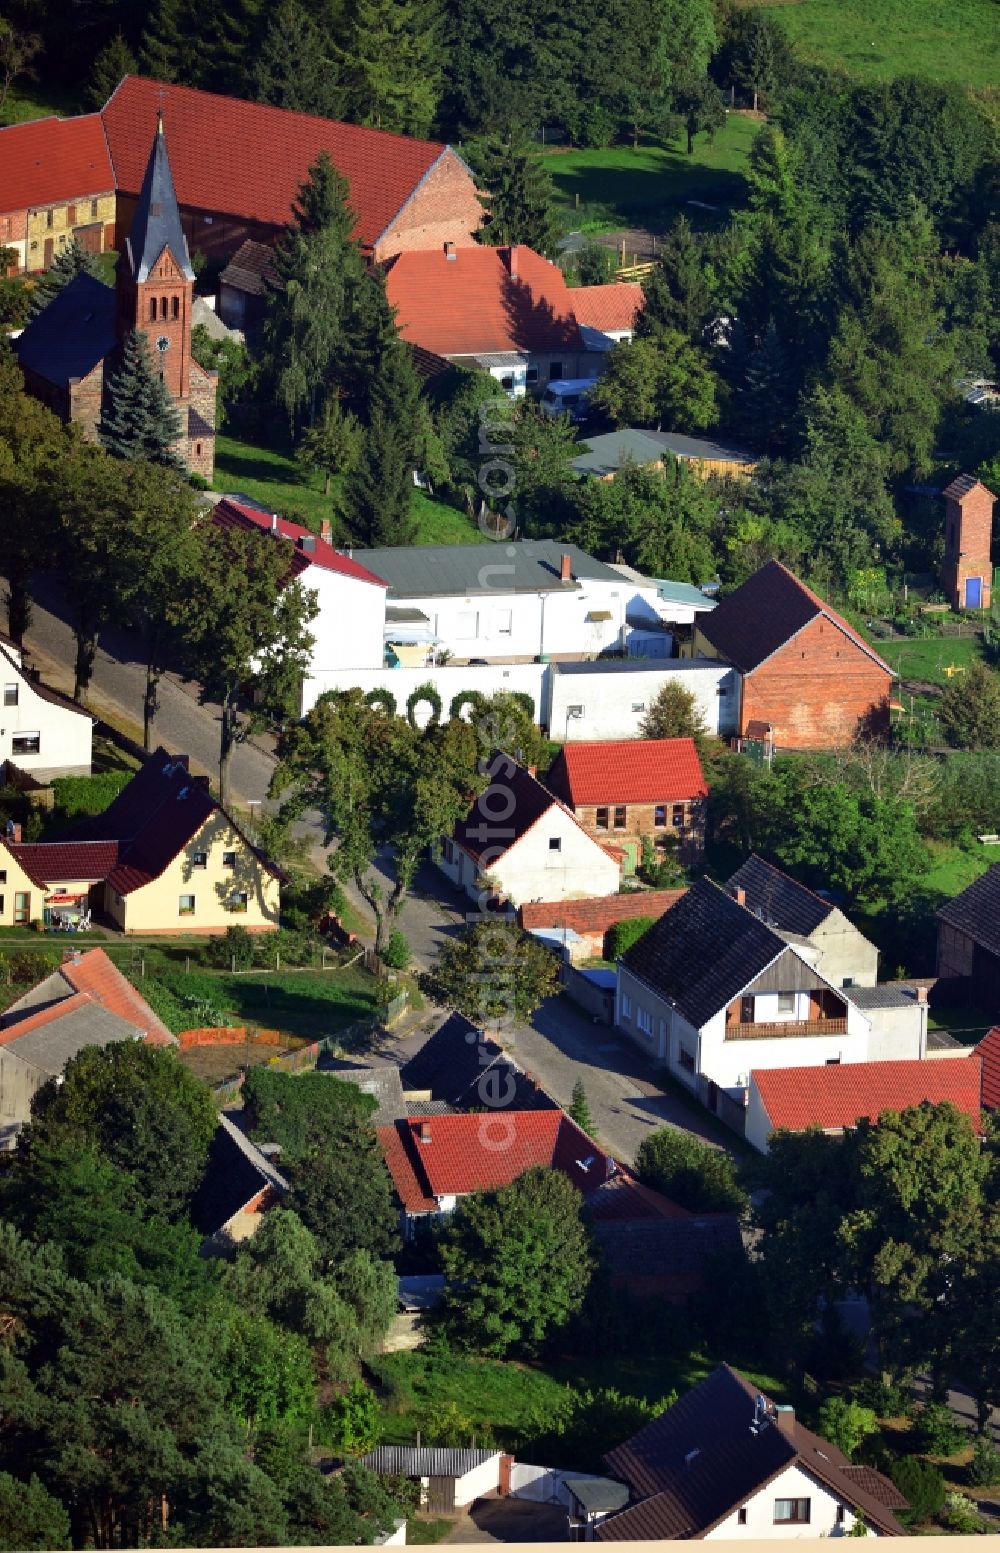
351,539,625,599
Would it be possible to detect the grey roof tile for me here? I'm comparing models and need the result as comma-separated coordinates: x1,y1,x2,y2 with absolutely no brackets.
725,856,832,938
14,272,116,389
350,539,625,599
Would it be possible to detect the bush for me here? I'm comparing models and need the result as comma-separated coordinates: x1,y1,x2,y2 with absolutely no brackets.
635,1127,748,1213
889,1455,946,1524
854,1377,914,1420
942,1491,984,1533
381,931,411,970
207,924,255,970
405,681,442,729
49,770,132,821
968,1431,1000,1488
606,916,655,959
912,1400,966,1457
0,949,59,988
816,1397,879,1460
324,1379,382,1456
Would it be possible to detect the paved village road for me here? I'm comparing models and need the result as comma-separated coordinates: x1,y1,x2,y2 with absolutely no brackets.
23,573,279,807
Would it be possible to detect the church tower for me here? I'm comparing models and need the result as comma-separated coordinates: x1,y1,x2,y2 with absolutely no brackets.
113,114,217,477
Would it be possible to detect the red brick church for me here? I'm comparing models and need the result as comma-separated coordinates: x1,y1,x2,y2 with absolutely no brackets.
14,117,217,480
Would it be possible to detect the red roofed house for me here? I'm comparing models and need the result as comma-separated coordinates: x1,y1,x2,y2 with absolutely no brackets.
689,560,893,749
14,116,218,479
0,114,116,274
438,752,622,907
102,75,483,266
384,244,607,395
745,1055,982,1153
570,281,644,348
212,498,388,680
0,747,281,934
0,946,175,1148
519,888,686,963
546,737,708,871
377,1105,743,1299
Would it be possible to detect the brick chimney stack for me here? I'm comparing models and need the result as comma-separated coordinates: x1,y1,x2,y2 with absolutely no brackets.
734,887,746,907
775,1405,795,1439
320,518,332,543
419,1121,432,1143
508,245,518,278
560,552,572,582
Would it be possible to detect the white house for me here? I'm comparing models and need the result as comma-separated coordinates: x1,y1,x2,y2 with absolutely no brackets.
599,1365,908,1540
437,753,621,907
0,640,93,781
212,498,388,673
548,658,739,742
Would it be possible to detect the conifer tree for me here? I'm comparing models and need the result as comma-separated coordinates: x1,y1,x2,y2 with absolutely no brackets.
736,320,797,454
139,0,202,84
253,0,345,118
99,331,185,469
475,139,559,256
344,342,420,544
28,239,104,317
86,32,137,109
637,215,716,343
342,0,444,137
335,268,399,420
206,0,270,95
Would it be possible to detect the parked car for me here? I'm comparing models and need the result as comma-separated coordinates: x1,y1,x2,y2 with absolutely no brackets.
540,379,596,423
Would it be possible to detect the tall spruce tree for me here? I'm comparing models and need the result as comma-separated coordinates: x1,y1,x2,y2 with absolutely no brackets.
475,138,559,255
638,215,717,343
263,152,364,433
335,268,399,419
344,342,420,544
342,0,444,137
86,32,137,109
28,238,104,317
253,0,345,117
139,0,203,84
98,331,185,469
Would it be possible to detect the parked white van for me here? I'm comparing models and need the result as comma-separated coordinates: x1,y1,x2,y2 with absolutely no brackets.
539,379,596,422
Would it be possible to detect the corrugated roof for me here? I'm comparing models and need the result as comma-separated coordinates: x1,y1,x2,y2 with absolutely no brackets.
752,1056,982,1135
621,877,787,1029
978,1025,1000,1110
697,561,892,676
0,113,114,216
0,992,143,1075
847,984,921,1010
102,75,451,249
936,863,1000,955
647,430,757,465
323,1062,407,1125
362,1446,499,1478
725,856,832,938
547,738,707,806
13,271,116,390
385,244,582,357
570,283,643,333
351,538,623,598
571,428,674,477
519,889,685,935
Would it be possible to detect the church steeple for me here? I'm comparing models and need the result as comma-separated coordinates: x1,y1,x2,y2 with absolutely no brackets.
117,115,195,401
126,112,195,284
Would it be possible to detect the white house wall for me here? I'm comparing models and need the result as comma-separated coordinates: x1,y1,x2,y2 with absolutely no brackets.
744,1082,775,1154
705,1461,860,1539
549,662,739,741
0,667,92,779
454,1456,502,1506
492,806,620,905
302,662,546,721
864,1004,926,1061
307,569,386,673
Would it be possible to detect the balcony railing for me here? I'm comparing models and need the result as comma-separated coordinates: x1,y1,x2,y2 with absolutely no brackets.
725,1016,848,1041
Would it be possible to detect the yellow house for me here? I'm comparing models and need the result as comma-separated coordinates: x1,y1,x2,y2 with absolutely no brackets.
2,750,281,935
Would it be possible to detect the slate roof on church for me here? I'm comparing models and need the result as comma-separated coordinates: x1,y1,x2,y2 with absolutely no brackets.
13,272,116,389
102,76,453,250
126,117,195,282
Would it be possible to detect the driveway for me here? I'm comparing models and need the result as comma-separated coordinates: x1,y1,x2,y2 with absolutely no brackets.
339,853,475,970
444,1498,567,1543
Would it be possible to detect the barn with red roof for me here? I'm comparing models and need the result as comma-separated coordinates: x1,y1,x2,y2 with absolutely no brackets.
546,737,708,869
0,114,116,273
689,560,894,749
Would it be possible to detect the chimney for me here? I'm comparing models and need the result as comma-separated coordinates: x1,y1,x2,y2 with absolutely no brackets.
320,518,332,544
560,552,572,582
270,513,278,533
527,764,538,778
734,887,746,907
6,821,21,844
508,245,518,278
775,1405,795,1439
444,240,456,261
418,1121,431,1143
916,986,928,1004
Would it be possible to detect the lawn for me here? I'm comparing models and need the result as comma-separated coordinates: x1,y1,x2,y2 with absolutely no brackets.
923,836,996,898
875,633,984,687
129,964,379,1039
0,80,79,127
750,0,1000,90
213,429,485,545
541,115,757,235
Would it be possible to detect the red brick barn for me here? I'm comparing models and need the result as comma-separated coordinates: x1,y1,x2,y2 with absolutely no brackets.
690,561,893,750
941,473,996,611
546,737,708,869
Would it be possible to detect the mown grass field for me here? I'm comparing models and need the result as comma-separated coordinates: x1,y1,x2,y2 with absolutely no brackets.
874,633,984,687
213,430,485,545
748,0,1000,89
541,115,757,235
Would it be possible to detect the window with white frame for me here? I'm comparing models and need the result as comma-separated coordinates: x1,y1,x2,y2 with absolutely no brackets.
620,992,632,1020
635,1006,653,1035
777,991,795,1013
178,894,196,916
453,610,478,639
3,684,17,707
774,1499,810,1525
229,892,248,913
11,733,39,755
493,609,513,635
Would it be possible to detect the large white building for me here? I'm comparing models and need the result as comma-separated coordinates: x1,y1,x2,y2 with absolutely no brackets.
0,640,93,781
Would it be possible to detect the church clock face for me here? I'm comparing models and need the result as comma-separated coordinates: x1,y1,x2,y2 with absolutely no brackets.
155,335,170,353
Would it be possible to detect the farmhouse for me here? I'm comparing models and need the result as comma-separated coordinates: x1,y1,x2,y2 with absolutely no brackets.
0,947,174,1148
546,737,708,869
688,560,893,749
0,113,116,273
745,1055,982,1154
14,117,218,479
597,1365,907,1539
439,754,622,907
0,748,281,934
724,855,879,989
0,639,93,782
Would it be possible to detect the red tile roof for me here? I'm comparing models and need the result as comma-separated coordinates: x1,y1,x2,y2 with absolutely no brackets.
213,498,388,586
571,282,644,333
377,1108,687,1215
978,1026,1000,1110
547,738,707,807
101,76,451,249
753,1056,983,1135
0,114,115,217
384,244,583,357
697,560,893,676
60,948,174,1044
9,840,121,888
519,889,685,935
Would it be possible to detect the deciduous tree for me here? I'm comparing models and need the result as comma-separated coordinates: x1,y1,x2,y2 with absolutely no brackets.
426,921,559,1029
635,1127,747,1212
937,661,1000,751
